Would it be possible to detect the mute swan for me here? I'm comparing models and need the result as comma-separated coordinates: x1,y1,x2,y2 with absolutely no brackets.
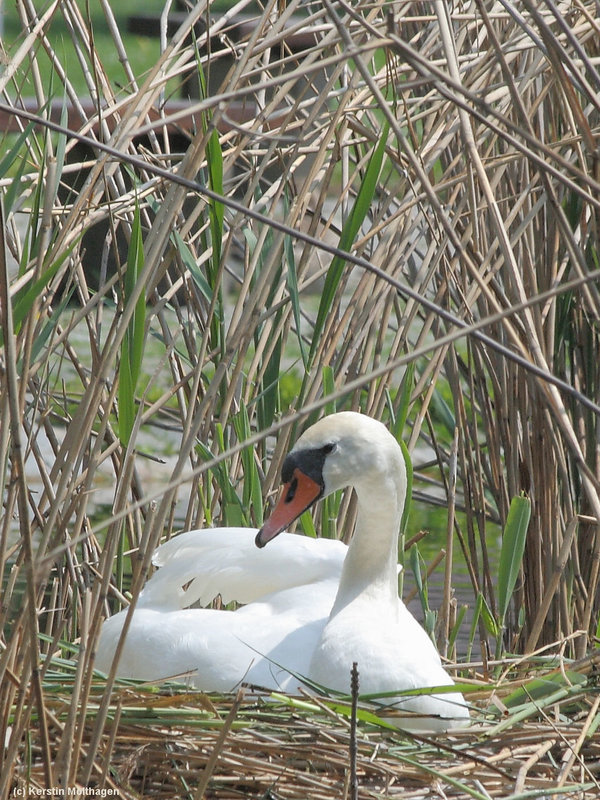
96,412,469,732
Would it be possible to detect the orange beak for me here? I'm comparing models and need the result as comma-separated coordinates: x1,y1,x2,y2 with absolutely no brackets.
255,468,323,548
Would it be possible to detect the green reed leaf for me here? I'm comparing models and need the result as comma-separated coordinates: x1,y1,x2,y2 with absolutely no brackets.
310,124,389,361
497,494,531,625
118,200,146,446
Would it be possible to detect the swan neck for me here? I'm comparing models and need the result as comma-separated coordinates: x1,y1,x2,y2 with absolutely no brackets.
331,473,404,613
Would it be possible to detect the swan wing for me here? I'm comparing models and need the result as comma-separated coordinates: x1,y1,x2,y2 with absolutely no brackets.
138,527,347,610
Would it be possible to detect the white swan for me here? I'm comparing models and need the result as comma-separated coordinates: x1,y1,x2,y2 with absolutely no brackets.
96,412,469,731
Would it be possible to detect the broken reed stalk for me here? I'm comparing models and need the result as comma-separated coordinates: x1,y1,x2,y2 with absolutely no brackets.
194,688,245,800
349,662,359,800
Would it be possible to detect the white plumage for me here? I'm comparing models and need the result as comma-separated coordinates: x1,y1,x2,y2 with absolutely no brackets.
96,412,470,732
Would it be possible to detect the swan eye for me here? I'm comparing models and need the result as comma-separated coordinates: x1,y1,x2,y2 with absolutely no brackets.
285,477,298,503
322,442,336,455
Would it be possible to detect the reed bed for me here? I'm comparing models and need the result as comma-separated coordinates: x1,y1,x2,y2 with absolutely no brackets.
1,0,600,795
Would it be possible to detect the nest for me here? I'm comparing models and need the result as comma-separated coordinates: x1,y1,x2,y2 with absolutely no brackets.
12,653,600,799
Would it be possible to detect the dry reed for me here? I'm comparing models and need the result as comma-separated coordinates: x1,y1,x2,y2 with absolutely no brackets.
1,0,599,795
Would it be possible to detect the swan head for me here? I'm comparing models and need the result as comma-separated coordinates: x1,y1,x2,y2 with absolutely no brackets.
256,412,405,547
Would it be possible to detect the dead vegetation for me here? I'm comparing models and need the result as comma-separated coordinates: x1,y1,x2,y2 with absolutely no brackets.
1,0,600,796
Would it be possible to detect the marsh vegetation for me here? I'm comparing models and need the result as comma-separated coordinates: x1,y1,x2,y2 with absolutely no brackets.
1,0,599,796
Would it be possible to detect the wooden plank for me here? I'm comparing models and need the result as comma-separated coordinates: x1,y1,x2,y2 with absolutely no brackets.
0,97,264,136
127,13,319,51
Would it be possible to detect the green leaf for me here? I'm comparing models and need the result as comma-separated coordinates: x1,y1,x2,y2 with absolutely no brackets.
11,252,67,332
320,492,341,540
242,226,258,253
258,333,282,432
29,293,72,364
299,510,317,539
466,593,499,662
126,202,146,389
173,230,214,305
497,494,531,624
118,200,146,446
322,365,336,415
478,592,500,638
0,121,36,182
3,138,32,216
393,362,415,438
196,429,248,527
232,406,263,526
409,543,434,632
283,189,308,368
488,678,588,735
431,385,455,434
310,124,389,361
409,544,424,596
503,671,586,711
117,359,135,450
195,42,224,273
447,603,468,655
2,234,82,348
399,439,412,539
51,95,69,206
206,126,224,271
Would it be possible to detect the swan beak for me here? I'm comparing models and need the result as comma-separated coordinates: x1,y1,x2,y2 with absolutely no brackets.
255,469,322,548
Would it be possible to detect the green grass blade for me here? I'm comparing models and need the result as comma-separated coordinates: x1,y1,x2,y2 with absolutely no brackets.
447,603,468,655
201,62,225,355
0,122,36,182
383,369,414,575
12,257,63,332
478,591,500,638
118,200,146,446
232,406,263,526
3,234,82,348
502,670,587,713
197,429,247,527
399,439,413,540
488,682,588,735
251,209,282,432
51,96,68,206
283,188,308,368
497,494,531,625
322,365,336,415
206,127,224,279
431,384,456,434
467,593,499,661
397,439,412,595
30,294,72,364
118,360,135,449
392,361,415,438
409,543,436,635
299,510,318,539
258,330,282,433
3,132,35,215
315,368,343,537
310,124,389,361
126,201,146,389
195,36,224,274
172,230,214,304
